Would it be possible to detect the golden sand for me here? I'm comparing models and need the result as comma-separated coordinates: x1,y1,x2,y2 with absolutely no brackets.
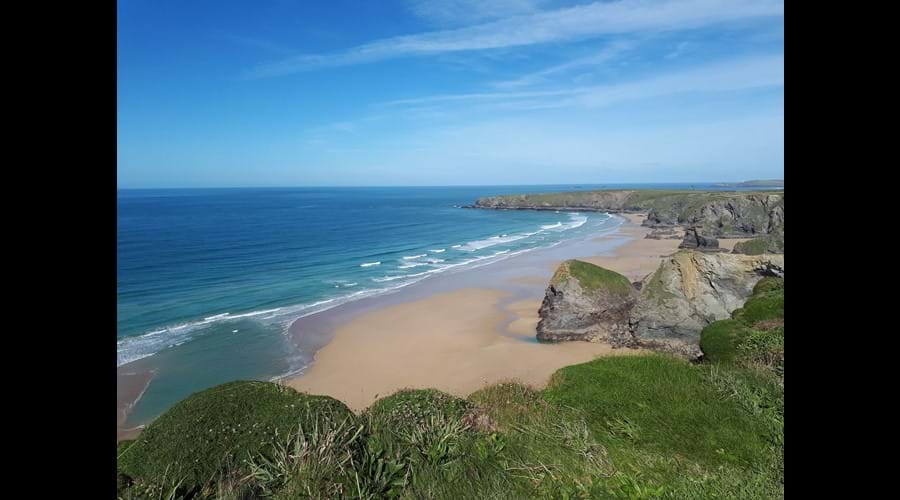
286,214,672,411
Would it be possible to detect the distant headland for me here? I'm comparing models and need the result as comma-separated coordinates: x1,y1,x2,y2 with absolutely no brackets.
713,179,784,188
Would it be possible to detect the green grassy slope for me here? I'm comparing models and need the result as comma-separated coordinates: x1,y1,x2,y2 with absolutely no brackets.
117,281,785,499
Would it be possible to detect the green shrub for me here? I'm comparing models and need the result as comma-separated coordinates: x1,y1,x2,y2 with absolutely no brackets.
702,278,784,377
733,288,784,325
739,326,785,374
244,412,364,498
365,388,470,432
543,355,773,469
117,381,354,490
753,277,784,295
467,382,544,429
700,319,755,363
359,389,482,497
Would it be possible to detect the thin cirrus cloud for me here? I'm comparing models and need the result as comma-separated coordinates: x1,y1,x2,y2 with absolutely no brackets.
490,39,636,89
246,0,784,78
380,54,784,113
408,0,551,26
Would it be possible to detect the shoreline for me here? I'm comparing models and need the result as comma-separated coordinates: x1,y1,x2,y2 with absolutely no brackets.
117,368,155,441
116,212,749,436
118,211,628,439
285,213,682,411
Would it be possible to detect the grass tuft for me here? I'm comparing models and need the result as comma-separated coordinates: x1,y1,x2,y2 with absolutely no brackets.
551,259,634,294
117,380,353,490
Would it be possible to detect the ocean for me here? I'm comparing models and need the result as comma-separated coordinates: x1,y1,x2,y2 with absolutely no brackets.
117,184,772,424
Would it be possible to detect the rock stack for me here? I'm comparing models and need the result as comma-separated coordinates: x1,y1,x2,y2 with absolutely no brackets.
536,260,637,345
678,227,720,251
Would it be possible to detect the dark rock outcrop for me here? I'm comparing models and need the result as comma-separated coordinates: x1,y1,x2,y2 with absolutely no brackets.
645,227,683,240
679,227,720,251
536,260,637,345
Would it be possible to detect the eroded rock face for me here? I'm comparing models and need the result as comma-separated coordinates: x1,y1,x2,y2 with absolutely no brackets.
629,251,785,358
536,260,637,345
678,227,720,251
645,193,784,237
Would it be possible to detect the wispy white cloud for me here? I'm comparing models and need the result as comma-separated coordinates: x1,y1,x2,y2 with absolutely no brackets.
382,54,783,112
491,39,636,89
246,0,784,78
318,109,784,185
226,35,294,56
408,0,549,26
665,41,695,59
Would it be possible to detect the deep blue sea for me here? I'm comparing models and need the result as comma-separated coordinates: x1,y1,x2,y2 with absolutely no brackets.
117,184,777,423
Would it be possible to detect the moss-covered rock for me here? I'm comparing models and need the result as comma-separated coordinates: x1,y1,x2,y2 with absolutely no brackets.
538,260,637,343
117,380,354,489
551,259,634,295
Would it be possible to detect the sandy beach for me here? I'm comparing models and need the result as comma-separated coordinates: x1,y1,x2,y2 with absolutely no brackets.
288,213,681,411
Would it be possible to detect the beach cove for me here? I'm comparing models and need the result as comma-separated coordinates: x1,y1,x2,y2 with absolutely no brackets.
286,214,749,411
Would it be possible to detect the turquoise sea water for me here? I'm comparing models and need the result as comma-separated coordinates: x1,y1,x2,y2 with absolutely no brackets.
117,184,773,422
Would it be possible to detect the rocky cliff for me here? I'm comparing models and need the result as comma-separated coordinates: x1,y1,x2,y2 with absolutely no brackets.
536,260,637,344
471,190,784,237
536,252,784,360
628,251,785,358
643,193,784,237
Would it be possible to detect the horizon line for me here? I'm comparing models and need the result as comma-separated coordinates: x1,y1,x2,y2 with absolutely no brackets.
117,180,784,191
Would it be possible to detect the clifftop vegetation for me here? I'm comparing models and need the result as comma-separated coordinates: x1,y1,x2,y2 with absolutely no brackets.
118,275,785,499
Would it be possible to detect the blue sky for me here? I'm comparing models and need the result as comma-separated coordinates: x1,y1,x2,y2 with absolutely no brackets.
117,0,784,188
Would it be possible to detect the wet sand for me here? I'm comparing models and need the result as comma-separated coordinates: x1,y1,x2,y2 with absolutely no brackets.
117,367,155,441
